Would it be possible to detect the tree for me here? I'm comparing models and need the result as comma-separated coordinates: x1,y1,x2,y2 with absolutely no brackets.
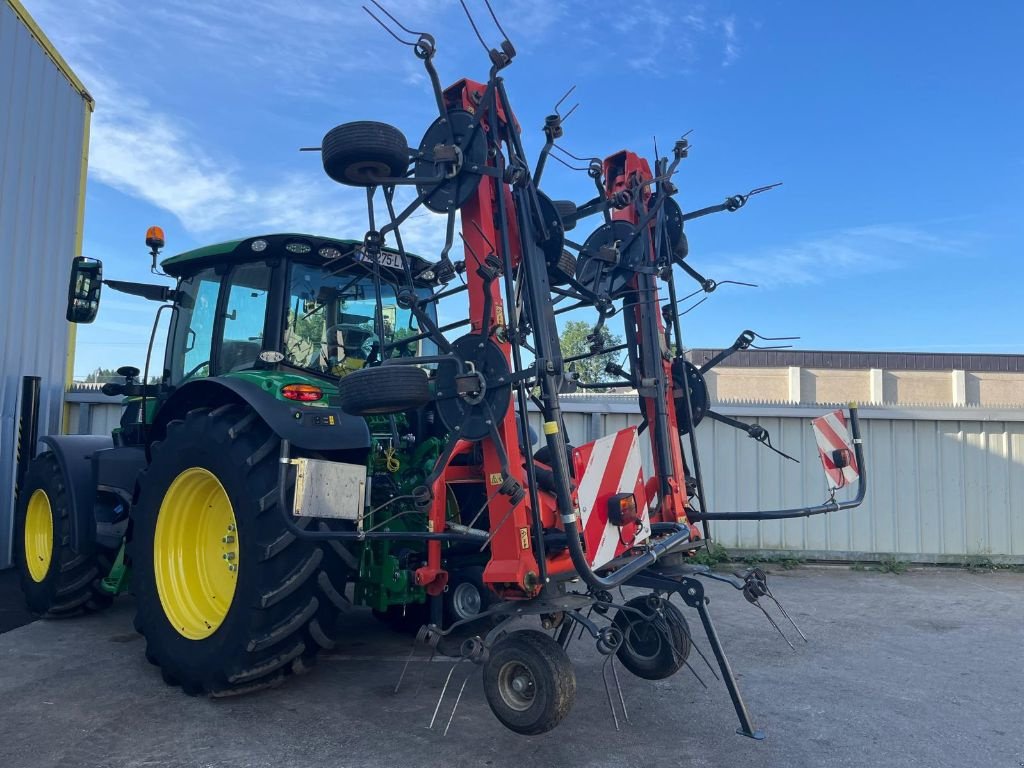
558,320,625,392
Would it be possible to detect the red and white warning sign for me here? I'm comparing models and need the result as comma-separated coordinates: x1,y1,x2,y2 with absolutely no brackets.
572,427,651,569
811,409,860,489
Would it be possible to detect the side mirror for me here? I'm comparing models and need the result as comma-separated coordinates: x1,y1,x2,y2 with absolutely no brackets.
66,256,103,323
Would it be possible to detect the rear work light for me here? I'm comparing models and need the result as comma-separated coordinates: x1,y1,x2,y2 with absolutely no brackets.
281,384,323,402
607,493,638,527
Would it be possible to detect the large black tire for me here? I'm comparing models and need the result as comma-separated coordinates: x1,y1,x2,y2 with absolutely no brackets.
612,595,691,680
322,121,409,186
337,366,431,415
13,452,113,617
483,630,576,735
130,405,352,695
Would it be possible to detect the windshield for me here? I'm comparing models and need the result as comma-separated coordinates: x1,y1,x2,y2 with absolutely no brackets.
284,262,436,377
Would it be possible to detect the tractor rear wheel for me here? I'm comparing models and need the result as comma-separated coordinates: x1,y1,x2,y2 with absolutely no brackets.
483,630,576,735
130,405,352,695
612,595,691,680
14,452,113,617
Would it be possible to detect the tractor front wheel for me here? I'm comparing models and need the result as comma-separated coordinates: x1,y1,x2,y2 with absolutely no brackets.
483,630,576,735
130,405,351,695
14,452,113,617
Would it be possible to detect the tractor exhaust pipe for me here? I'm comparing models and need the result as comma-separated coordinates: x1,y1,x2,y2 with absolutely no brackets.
15,376,41,496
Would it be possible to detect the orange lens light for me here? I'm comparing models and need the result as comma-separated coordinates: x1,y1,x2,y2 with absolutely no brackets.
607,493,638,526
145,226,165,249
281,384,323,402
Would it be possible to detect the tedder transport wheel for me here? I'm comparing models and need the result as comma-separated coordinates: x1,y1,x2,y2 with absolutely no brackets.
444,566,496,627
337,365,431,415
14,452,113,617
322,121,410,186
483,630,576,735
612,595,692,680
130,405,352,695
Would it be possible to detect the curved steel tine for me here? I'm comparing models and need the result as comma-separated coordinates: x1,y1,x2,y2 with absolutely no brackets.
482,0,512,44
459,0,491,55
394,641,419,693
363,6,416,46
443,671,472,735
429,663,459,729
369,0,428,37
765,593,808,642
413,647,436,696
611,656,629,724
754,600,795,651
601,654,620,732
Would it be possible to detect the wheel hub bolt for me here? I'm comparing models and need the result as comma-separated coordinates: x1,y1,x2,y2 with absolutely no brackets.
223,552,236,561
222,535,235,543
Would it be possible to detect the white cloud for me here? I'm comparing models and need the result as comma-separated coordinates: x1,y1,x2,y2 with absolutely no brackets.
720,14,740,66
705,224,966,288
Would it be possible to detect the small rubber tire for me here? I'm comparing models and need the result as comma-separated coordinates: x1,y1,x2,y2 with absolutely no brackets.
552,200,578,231
14,452,113,617
322,121,409,186
612,595,691,680
483,629,576,735
337,366,431,415
444,566,496,627
547,249,577,287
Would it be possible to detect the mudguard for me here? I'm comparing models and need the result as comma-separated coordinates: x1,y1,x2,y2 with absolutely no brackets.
150,376,371,452
38,435,114,554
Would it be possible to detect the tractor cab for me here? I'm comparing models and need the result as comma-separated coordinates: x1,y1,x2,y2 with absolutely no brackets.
156,233,440,387
66,231,440,436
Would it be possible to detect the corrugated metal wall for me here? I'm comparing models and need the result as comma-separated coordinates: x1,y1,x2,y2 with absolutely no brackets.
0,1,91,568
537,398,1024,563
67,391,1024,563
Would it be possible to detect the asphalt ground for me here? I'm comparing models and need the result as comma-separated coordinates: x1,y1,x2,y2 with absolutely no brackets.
0,566,1021,768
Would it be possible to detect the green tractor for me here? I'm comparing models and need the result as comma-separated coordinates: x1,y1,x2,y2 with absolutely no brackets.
14,230,483,695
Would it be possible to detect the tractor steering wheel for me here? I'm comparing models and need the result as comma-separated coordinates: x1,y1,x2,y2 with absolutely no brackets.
182,360,210,380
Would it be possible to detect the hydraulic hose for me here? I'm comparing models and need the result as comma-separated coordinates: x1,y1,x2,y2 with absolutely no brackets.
686,406,867,522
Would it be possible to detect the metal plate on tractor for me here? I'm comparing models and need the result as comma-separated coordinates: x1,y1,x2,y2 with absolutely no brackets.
292,458,366,524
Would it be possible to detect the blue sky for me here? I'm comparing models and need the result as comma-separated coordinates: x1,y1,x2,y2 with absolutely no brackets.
24,0,1024,378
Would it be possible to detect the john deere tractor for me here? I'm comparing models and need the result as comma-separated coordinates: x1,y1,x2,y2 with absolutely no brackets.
14,230,474,695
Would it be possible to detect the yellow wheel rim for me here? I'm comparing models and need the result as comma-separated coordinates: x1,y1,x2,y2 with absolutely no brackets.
153,467,239,640
24,489,54,583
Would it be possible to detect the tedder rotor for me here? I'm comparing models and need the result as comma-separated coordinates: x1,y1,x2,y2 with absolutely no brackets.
13,0,866,739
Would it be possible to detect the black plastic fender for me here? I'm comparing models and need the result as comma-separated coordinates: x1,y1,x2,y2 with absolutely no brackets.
38,435,114,554
150,376,371,453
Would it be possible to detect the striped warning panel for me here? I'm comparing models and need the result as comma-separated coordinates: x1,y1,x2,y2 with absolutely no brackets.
572,427,650,569
811,409,860,488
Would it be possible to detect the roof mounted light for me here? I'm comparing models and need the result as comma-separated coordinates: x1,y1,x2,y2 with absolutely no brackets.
318,246,342,260
251,239,268,252
286,241,312,254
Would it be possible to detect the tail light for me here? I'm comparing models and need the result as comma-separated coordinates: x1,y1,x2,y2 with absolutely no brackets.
281,383,323,402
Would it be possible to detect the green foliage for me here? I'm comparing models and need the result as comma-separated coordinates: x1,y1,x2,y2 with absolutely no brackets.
559,320,625,392
691,542,731,567
877,557,909,574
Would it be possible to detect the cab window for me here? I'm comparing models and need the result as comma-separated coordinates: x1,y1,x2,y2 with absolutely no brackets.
167,268,219,384
218,263,270,373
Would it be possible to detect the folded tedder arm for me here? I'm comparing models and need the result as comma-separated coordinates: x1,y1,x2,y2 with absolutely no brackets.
294,0,868,738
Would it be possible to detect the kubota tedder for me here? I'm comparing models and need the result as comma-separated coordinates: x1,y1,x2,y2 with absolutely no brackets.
14,1,865,738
